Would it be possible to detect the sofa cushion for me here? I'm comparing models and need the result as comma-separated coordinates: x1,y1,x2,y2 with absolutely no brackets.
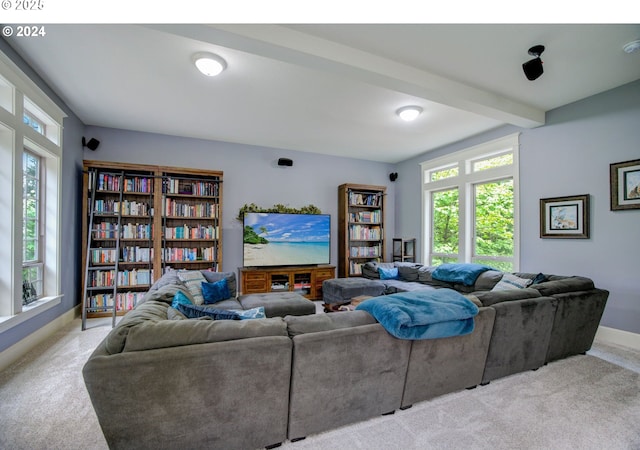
362,261,395,279
139,283,194,305
474,287,541,306
382,279,437,294
145,268,181,294
491,273,533,291
397,264,421,281
201,278,231,304
121,317,289,352
177,270,207,305
474,270,504,291
104,301,169,354
529,276,595,296
284,310,376,337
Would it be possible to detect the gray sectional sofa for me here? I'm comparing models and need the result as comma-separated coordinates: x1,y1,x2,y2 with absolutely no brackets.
83,264,608,450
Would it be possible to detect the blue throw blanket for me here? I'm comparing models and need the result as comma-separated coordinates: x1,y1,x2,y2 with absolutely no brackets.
355,289,479,340
432,263,493,286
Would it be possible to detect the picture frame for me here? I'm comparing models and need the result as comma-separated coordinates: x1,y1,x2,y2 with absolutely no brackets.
610,159,640,211
540,194,590,239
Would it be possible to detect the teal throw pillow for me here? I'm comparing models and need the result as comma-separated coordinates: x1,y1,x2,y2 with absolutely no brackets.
171,290,193,309
201,278,231,304
378,267,399,280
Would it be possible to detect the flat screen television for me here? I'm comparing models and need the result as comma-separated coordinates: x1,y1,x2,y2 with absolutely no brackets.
243,212,331,267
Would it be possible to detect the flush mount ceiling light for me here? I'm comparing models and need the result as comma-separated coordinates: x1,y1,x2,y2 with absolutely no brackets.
397,106,423,122
623,39,640,54
522,45,545,81
193,52,227,77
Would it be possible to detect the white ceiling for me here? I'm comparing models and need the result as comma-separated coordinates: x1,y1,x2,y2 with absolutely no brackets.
6,24,640,163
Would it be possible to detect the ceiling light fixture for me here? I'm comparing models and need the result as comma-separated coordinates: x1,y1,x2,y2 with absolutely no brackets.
623,39,640,54
522,45,545,81
397,106,423,122
193,52,227,77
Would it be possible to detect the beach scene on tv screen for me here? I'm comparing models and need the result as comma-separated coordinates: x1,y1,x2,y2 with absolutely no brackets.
243,213,330,266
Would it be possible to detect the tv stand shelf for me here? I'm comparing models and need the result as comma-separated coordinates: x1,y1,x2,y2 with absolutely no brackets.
239,265,335,301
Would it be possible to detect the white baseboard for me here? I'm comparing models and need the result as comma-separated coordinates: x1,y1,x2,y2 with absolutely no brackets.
0,305,80,373
595,326,640,351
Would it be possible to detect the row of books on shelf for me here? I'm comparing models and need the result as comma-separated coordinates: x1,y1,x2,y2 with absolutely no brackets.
93,199,153,216
350,245,382,257
164,224,219,240
349,224,382,240
92,222,153,240
163,199,220,218
163,178,220,196
88,268,153,288
90,246,153,264
86,291,144,312
348,191,382,207
163,246,217,262
349,210,381,223
92,172,154,194
121,246,153,263
90,248,117,264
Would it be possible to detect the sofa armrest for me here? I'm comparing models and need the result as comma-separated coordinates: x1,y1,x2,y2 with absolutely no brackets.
474,287,541,306
530,276,595,296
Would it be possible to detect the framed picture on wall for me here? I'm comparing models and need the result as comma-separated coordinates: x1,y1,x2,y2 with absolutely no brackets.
610,159,640,211
540,194,590,239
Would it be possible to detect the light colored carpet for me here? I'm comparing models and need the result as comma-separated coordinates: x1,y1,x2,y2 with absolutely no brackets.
0,316,638,450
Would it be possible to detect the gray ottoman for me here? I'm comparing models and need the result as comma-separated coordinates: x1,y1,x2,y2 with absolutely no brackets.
322,277,386,305
238,292,316,317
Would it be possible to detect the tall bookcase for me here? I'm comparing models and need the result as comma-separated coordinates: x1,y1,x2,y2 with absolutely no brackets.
81,160,223,329
338,183,386,278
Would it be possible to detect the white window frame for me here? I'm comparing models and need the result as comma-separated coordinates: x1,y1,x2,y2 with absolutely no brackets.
0,50,65,331
421,133,520,270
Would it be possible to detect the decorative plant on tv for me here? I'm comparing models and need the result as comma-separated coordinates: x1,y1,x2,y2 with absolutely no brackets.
236,203,322,221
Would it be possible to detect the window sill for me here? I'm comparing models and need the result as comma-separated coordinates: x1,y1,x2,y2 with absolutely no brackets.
0,295,62,334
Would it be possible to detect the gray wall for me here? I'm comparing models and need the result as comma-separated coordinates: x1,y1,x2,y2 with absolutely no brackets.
83,126,396,278
395,80,640,334
0,40,85,353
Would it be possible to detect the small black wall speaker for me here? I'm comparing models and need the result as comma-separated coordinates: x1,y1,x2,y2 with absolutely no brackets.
389,172,398,182
522,58,543,81
82,137,100,151
277,158,293,167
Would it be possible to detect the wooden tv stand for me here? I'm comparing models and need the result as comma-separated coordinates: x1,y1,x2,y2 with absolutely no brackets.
239,265,336,301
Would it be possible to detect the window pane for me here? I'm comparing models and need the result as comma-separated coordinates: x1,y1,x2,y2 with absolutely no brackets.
22,265,42,305
431,255,458,266
472,153,513,172
430,165,458,182
474,258,513,272
23,151,42,299
23,110,46,135
432,188,459,255
474,179,514,259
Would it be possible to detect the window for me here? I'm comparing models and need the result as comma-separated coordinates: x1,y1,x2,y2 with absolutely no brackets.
22,151,43,305
421,134,520,271
0,50,65,327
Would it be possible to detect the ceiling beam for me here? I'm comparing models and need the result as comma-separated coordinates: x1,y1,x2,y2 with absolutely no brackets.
145,24,545,128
